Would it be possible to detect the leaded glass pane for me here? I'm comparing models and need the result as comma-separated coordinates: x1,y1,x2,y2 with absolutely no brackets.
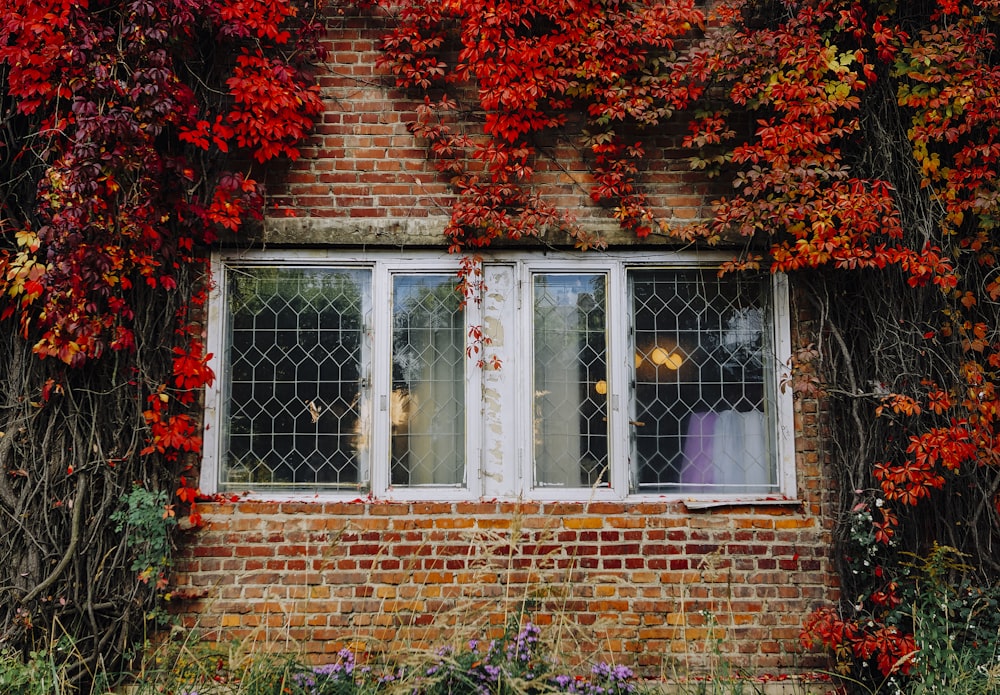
630,270,775,494
533,274,609,488
390,275,466,487
222,267,370,491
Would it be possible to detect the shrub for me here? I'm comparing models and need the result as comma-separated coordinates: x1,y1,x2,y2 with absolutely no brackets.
803,544,1000,694
0,649,60,695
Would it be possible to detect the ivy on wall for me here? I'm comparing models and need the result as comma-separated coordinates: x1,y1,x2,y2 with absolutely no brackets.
371,0,1000,686
1,0,999,690
0,0,325,683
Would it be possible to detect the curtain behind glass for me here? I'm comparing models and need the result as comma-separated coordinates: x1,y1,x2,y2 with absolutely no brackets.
532,274,609,488
630,270,774,494
390,275,465,487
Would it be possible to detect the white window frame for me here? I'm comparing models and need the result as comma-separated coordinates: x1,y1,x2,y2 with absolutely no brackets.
202,248,796,503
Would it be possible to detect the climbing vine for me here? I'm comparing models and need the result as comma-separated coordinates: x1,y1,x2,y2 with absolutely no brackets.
0,0,325,685
372,0,1000,688
678,1,1000,685
2,0,999,690
373,0,704,250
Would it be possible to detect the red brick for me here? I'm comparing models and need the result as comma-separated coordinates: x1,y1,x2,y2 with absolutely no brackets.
169,15,839,678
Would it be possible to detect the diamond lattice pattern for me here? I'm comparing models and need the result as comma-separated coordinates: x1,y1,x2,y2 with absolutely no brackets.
223,268,369,490
631,270,774,493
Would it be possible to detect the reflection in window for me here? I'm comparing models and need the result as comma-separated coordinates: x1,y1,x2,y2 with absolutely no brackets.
532,274,609,488
390,275,466,487
630,270,775,494
222,268,369,490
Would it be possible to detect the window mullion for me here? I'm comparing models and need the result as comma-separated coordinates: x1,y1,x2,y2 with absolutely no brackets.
200,255,226,496
464,280,485,498
368,264,392,497
771,273,797,497
515,263,533,498
606,264,629,499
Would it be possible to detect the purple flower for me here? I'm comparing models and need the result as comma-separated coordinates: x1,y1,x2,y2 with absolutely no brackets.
313,647,356,680
293,671,317,688
611,665,633,681
553,674,574,689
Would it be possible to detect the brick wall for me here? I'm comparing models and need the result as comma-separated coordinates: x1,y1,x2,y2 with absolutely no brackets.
172,493,835,675
252,10,721,246
172,6,841,679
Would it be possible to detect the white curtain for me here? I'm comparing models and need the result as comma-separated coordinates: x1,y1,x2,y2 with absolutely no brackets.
533,332,584,487
391,275,464,487
679,410,768,492
405,332,464,485
532,274,606,488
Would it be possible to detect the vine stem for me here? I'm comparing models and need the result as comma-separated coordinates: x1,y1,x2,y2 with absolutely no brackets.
22,472,87,604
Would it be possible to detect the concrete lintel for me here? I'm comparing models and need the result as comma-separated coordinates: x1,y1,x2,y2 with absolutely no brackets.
246,216,708,250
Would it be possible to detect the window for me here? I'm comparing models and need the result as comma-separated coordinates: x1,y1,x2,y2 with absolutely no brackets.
629,270,776,494
532,273,609,489
203,250,794,501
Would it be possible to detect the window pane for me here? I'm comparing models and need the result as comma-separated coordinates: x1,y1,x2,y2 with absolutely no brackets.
533,274,609,488
630,270,775,494
390,275,466,487
222,267,370,490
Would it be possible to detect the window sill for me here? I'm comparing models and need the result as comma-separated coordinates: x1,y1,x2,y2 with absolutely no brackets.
206,490,802,509
681,495,803,510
